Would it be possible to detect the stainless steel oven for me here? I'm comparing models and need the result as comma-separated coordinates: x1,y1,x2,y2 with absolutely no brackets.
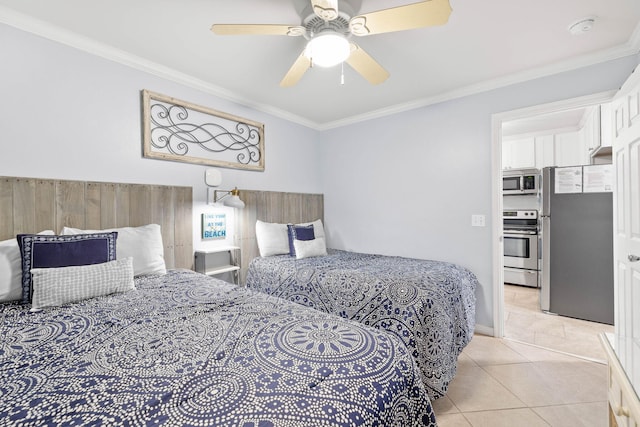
503,210,539,287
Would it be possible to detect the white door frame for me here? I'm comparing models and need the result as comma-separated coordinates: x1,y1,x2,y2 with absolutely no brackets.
491,90,617,338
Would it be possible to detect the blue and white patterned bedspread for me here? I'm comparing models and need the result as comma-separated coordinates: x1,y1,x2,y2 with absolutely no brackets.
246,250,477,399
0,270,436,426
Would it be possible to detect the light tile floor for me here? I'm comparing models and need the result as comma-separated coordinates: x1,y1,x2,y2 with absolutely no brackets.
431,284,613,426
432,335,608,427
503,284,613,362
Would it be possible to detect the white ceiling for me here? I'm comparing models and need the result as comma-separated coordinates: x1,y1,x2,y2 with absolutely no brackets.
1,0,639,129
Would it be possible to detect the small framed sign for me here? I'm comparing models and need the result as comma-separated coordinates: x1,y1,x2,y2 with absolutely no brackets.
202,213,226,240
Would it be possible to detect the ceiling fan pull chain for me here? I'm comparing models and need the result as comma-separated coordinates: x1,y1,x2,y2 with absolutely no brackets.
341,62,345,85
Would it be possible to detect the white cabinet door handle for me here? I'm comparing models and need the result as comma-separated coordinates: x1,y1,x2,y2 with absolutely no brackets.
629,254,640,262
614,404,631,417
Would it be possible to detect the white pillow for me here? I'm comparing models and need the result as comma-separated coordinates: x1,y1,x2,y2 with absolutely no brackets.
30,257,135,310
293,237,328,260
255,220,290,257
0,230,54,303
62,224,166,276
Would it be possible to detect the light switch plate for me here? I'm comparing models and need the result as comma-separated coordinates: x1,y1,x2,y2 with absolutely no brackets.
471,214,486,227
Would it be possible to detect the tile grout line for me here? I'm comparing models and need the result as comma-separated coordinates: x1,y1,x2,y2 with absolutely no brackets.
503,336,607,364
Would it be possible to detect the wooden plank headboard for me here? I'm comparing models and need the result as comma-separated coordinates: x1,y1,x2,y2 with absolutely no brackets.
0,176,193,270
235,189,324,284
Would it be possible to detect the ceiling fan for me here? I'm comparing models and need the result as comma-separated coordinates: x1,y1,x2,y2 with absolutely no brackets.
211,0,452,87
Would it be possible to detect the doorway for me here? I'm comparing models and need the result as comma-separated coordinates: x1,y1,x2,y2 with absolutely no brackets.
491,91,616,361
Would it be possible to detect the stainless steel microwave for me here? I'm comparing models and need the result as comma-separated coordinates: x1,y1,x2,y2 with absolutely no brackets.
503,169,540,195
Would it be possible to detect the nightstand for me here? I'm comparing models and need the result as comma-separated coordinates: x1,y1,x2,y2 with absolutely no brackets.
194,246,240,285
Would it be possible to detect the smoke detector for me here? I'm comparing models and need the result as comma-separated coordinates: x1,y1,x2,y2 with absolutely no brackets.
568,17,596,35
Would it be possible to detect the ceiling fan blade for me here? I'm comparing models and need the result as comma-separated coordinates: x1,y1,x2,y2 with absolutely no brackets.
349,0,452,36
280,52,312,87
311,0,339,21
345,43,390,85
211,24,305,37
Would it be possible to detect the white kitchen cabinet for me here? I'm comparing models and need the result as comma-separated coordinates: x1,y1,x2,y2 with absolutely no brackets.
600,103,613,148
534,135,555,170
503,137,536,169
506,130,584,169
579,125,593,165
583,106,600,152
502,139,512,169
592,103,613,163
554,131,583,166
504,104,611,170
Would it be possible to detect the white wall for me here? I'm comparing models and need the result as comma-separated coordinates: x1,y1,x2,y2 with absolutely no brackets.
2,22,638,330
320,56,639,328
0,24,322,250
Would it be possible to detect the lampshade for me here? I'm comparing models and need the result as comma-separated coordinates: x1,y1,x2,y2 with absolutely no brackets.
223,188,245,209
209,187,245,209
305,33,350,67
224,194,245,209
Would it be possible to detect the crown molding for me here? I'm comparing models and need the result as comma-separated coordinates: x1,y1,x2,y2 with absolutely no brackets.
319,26,640,130
0,6,320,130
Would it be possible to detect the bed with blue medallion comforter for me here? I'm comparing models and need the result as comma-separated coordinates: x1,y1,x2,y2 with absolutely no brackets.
0,269,436,427
246,250,477,399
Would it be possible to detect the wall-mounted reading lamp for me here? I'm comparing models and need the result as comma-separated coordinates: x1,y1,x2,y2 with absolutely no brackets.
213,187,245,209
205,168,245,209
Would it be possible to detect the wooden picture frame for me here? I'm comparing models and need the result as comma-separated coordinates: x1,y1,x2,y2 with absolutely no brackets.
142,90,264,171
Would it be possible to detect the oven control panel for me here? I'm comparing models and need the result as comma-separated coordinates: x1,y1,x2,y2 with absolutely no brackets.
503,210,538,219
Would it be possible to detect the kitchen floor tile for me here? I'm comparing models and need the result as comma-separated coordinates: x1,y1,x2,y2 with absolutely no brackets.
432,334,609,427
532,402,608,427
455,352,480,374
532,330,606,362
445,365,526,412
430,395,459,415
462,408,550,427
434,413,473,427
503,284,613,361
463,334,529,366
482,360,607,407
501,339,590,363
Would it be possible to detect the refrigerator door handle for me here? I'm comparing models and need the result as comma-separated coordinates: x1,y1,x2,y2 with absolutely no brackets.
540,216,551,312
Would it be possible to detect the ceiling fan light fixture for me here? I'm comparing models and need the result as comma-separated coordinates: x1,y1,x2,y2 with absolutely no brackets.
305,33,351,67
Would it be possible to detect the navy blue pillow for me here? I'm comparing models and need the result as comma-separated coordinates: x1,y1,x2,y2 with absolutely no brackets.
287,224,315,257
17,232,118,303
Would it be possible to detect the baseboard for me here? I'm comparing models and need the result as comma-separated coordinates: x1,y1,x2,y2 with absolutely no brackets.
474,324,494,336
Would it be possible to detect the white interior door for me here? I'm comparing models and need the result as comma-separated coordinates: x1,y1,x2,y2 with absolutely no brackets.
612,65,640,386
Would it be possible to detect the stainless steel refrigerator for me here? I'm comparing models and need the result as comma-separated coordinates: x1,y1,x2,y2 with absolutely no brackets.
539,166,614,325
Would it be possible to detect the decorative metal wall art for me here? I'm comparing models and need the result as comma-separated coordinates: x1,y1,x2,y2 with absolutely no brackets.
142,90,264,171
